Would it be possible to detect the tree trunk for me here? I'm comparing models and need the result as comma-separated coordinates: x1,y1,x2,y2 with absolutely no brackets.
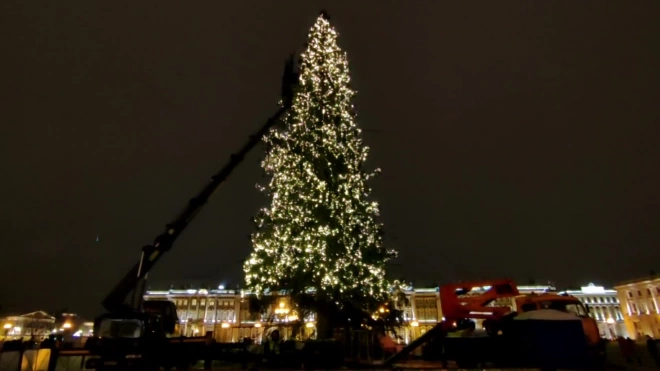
315,306,335,340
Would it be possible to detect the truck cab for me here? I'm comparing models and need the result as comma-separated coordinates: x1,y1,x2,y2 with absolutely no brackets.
85,301,180,370
514,293,600,346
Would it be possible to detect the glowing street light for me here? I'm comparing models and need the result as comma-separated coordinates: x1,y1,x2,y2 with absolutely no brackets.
62,323,72,329
274,301,290,315
410,321,419,327
3,324,11,329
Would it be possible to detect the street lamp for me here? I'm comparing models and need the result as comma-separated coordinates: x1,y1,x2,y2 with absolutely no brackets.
274,302,290,315
63,323,72,329
3,324,11,329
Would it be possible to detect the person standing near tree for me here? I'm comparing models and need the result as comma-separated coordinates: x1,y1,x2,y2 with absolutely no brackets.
263,330,282,367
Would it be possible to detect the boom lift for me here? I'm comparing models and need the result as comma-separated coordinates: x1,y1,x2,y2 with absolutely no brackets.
385,279,604,369
84,55,299,370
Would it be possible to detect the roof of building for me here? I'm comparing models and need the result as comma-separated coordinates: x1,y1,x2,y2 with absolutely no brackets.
614,275,660,288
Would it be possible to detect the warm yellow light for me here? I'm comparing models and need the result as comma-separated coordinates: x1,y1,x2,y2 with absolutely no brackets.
410,321,419,327
606,318,615,324
63,323,72,329
306,322,314,328
379,307,385,313
3,324,11,329
288,314,298,321
254,323,261,328
221,323,230,328
279,302,285,308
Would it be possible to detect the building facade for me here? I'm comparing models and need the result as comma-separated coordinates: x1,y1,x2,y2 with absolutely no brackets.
1,311,94,342
561,283,627,339
614,276,660,339
144,286,444,344
144,284,564,344
1,311,55,340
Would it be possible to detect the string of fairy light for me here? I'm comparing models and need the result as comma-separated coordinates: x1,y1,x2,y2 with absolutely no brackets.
243,14,399,307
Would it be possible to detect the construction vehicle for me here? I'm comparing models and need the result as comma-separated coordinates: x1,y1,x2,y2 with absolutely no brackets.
82,54,299,371
386,279,605,369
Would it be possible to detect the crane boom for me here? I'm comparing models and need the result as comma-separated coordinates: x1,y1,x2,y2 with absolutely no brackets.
102,55,299,313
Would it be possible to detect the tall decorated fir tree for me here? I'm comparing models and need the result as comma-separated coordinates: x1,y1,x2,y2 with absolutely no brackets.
243,12,399,336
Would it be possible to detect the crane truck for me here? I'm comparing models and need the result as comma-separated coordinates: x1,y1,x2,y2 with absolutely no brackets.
80,54,299,371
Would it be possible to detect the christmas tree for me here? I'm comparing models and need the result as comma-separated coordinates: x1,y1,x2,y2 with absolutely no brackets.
243,12,398,332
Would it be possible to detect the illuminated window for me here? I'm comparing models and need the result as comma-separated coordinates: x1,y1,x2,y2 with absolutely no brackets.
201,300,206,306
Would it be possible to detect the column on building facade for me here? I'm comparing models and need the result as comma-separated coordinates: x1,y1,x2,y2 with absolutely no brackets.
649,286,660,338
184,298,192,335
650,287,659,315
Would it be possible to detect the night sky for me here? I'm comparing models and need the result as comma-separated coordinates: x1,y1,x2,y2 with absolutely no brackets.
1,1,659,317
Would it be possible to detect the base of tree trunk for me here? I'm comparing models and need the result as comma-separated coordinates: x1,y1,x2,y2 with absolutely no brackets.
315,308,335,340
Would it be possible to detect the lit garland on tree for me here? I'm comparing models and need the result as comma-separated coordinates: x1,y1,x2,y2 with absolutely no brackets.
243,12,398,313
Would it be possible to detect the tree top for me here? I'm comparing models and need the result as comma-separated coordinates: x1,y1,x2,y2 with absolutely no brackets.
319,10,331,20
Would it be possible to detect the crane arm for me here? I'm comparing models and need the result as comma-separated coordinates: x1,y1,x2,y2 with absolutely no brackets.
439,279,520,321
102,54,299,313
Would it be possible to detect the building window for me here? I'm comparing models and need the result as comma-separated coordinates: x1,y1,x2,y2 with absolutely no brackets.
200,300,206,306
631,303,638,314
182,300,188,305
414,297,438,322
628,292,633,298
638,291,642,297
647,288,652,296
192,299,197,306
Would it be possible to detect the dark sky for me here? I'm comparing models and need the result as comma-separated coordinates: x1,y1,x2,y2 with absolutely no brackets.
1,1,659,317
